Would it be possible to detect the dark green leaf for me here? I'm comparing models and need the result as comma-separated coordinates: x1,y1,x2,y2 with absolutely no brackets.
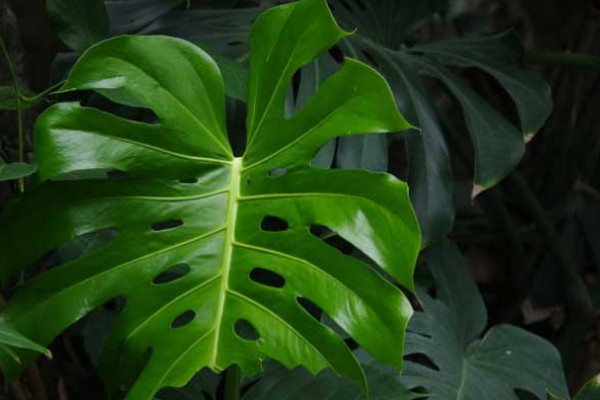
242,351,420,400
155,369,220,400
413,32,552,135
336,134,388,171
330,0,447,47
47,0,109,52
400,240,570,400
413,56,525,188
106,0,184,35
372,50,454,244
140,7,263,59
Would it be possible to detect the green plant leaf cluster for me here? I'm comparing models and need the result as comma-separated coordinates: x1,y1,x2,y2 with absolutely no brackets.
0,1,420,399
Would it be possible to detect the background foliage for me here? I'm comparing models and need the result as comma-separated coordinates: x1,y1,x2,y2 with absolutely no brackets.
1,0,600,399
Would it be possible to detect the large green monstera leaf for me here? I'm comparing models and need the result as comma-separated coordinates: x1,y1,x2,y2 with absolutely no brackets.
0,0,420,398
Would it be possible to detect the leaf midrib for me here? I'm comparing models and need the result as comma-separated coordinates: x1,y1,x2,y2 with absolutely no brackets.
209,157,242,369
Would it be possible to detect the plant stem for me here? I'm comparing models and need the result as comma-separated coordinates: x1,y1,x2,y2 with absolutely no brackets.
0,32,25,192
507,172,591,310
525,50,600,69
223,365,242,400
507,171,593,370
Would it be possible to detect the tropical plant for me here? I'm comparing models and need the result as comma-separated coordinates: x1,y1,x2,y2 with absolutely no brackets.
0,1,421,399
58,0,549,245
2,0,599,399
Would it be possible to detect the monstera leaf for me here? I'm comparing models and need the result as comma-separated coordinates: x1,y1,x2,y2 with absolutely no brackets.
118,0,550,245
0,0,420,399
401,240,569,400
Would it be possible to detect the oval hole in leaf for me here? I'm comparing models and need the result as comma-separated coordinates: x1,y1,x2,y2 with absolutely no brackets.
514,389,538,399
404,353,439,371
361,49,379,67
153,263,191,284
296,297,322,321
309,224,332,238
151,219,183,232
249,268,285,288
260,216,288,232
310,224,355,255
328,45,344,64
56,228,117,266
106,169,134,180
171,310,195,329
234,319,260,341
267,168,287,178
104,296,127,314
179,177,198,184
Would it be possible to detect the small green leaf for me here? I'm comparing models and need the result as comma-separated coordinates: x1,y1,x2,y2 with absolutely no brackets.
0,162,37,182
400,240,570,400
47,0,109,52
0,321,50,363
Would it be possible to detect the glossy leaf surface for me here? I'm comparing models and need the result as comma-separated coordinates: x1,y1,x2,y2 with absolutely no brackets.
0,322,50,368
0,0,420,398
401,240,569,400
77,0,551,245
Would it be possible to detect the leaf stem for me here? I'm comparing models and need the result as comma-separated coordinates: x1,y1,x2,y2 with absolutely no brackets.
0,31,25,192
524,50,600,69
223,365,242,400
506,171,593,369
20,80,64,104
507,172,591,311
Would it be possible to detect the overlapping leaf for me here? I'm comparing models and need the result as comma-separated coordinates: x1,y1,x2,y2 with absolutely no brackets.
0,322,49,368
0,158,37,182
0,0,420,399
400,240,569,400
112,0,550,245
241,351,420,400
